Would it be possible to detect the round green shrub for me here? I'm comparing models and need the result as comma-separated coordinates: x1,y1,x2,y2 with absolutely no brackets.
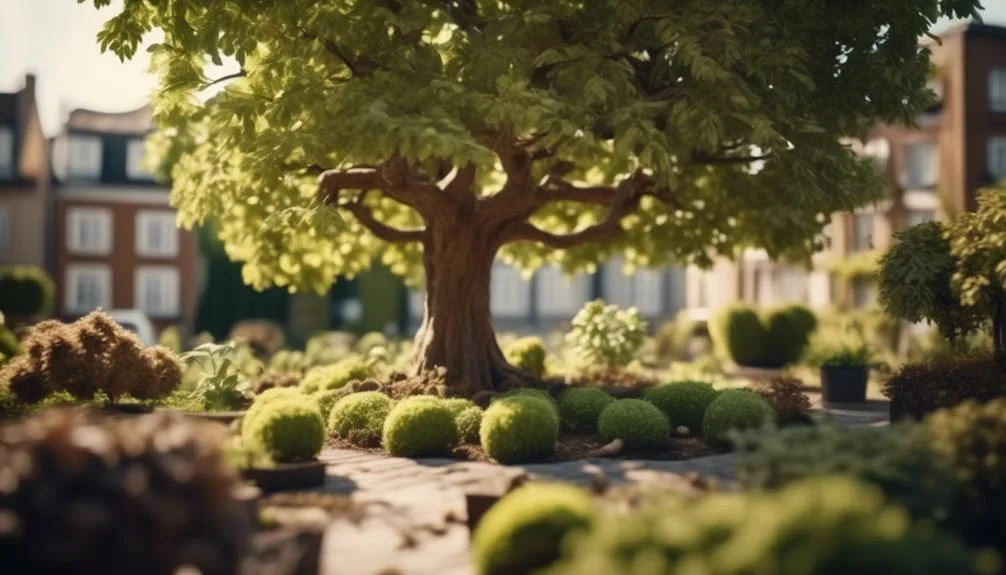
504,337,547,377
382,400,458,457
556,387,615,432
498,389,559,417
299,356,372,394
0,266,55,317
597,399,670,451
480,396,559,464
703,389,776,445
472,483,596,575
442,397,478,416
242,387,305,431
241,399,325,463
455,405,484,444
642,380,718,434
711,304,768,367
313,388,350,421
328,391,395,447
763,304,817,367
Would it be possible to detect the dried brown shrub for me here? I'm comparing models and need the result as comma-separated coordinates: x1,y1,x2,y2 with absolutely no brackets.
755,376,812,424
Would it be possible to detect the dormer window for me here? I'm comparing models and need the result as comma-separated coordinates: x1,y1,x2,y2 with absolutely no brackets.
0,127,13,179
66,135,102,181
126,138,154,181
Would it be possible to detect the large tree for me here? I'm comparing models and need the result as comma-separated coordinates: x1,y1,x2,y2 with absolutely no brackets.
86,0,981,392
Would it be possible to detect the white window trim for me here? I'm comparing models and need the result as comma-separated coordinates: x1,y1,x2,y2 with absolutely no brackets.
903,190,940,211
0,127,13,179
66,207,113,255
900,139,939,190
66,135,103,181
135,210,179,258
126,138,155,181
134,266,181,318
65,264,112,314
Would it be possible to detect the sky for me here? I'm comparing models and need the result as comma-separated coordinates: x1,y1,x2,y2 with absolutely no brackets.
1,0,1006,136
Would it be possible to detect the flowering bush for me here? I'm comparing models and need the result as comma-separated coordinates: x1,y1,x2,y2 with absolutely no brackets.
565,300,647,371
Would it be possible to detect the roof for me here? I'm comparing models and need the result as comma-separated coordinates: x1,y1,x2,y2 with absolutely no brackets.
66,105,153,135
932,21,1006,42
0,75,45,185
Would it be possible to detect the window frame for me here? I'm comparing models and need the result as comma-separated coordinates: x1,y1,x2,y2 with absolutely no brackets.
67,207,113,255
65,264,112,314
126,138,155,181
134,266,181,318
65,134,103,181
135,210,179,258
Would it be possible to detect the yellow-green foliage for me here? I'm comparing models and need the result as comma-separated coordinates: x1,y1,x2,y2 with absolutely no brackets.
703,390,776,445
455,406,484,444
556,387,614,432
312,388,348,421
565,300,647,371
643,380,718,434
472,483,597,575
504,337,547,377
241,399,325,463
382,399,458,457
328,391,395,447
498,389,559,417
299,356,372,394
480,397,559,464
242,387,305,432
597,399,670,451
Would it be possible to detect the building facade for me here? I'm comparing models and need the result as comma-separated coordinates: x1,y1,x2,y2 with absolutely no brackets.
50,106,198,331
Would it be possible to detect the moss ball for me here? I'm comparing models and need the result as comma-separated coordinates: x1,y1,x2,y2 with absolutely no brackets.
241,399,325,463
643,380,718,434
597,399,670,451
556,387,615,432
313,388,350,421
242,387,306,432
480,396,559,464
328,391,395,447
442,398,478,416
382,400,458,457
498,388,559,418
503,337,548,378
703,389,776,446
299,357,372,394
472,483,596,575
455,406,485,444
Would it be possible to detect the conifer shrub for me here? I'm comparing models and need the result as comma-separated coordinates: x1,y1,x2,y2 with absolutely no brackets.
702,389,775,445
472,483,597,575
642,380,717,434
504,336,547,377
299,356,373,394
241,399,325,463
328,391,395,447
480,396,559,464
382,399,458,457
556,387,615,432
442,397,478,416
597,399,670,451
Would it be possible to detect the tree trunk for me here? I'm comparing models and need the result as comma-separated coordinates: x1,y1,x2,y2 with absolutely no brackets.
409,222,528,394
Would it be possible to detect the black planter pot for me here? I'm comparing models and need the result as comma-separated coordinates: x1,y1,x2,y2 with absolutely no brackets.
820,365,869,404
242,461,327,493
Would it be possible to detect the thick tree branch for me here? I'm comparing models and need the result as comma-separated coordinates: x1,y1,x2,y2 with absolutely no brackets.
315,170,426,242
343,191,427,243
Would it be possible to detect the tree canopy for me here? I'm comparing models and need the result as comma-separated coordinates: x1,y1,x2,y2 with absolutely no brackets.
86,0,983,293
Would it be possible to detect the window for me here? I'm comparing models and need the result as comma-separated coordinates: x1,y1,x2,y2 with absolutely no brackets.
135,211,179,258
989,68,1006,112
67,208,113,255
0,206,8,249
0,127,13,179
852,278,875,309
66,135,102,180
135,267,180,318
535,266,591,317
490,263,531,318
775,268,809,303
852,213,873,252
126,139,154,180
906,209,935,228
901,140,938,189
989,137,1006,182
65,264,111,313
602,259,664,316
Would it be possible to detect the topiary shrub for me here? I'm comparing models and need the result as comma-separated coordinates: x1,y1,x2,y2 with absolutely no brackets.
498,388,558,416
642,380,717,434
754,376,812,425
241,399,325,463
556,387,614,432
762,304,817,366
883,352,1006,417
442,397,477,415
0,266,55,318
382,399,458,457
455,405,484,444
299,356,373,394
504,336,547,377
328,391,395,447
480,396,559,464
0,409,252,574
702,389,775,445
710,304,768,367
597,399,670,451
472,483,596,575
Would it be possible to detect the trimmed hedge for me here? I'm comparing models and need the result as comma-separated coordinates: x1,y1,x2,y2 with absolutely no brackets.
711,303,816,368
642,381,717,434
702,390,775,445
597,399,670,451
480,396,559,464
0,266,55,318
382,399,458,457
242,399,325,463
556,387,615,432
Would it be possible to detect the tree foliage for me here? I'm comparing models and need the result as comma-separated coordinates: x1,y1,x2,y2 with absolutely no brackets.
80,0,981,293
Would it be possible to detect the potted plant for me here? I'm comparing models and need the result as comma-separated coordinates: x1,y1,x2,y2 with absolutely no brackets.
809,341,873,404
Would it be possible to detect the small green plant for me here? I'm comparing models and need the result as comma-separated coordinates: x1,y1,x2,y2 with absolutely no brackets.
455,405,484,444
382,399,458,457
702,389,775,445
597,399,670,451
565,300,647,372
480,396,559,464
328,391,395,447
504,337,547,377
805,333,874,367
299,356,374,394
180,341,252,411
642,381,717,434
556,387,615,432
313,388,348,421
472,483,597,575
242,399,325,463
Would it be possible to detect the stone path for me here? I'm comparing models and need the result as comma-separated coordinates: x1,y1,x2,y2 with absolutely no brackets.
312,395,889,575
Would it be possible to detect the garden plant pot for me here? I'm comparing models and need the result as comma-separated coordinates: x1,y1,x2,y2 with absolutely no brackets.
242,460,327,493
820,365,869,404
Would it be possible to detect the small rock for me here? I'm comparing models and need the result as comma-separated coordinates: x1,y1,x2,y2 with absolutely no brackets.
676,425,690,436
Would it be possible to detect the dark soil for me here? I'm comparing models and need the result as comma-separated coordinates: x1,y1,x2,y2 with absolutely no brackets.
449,432,722,464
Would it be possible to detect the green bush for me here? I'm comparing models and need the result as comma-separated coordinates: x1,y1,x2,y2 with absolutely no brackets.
241,399,325,463
710,304,768,367
597,399,670,451
642,380,717,434
0,266,55,318
455,406,484,444
498,388,558,415
382,399,458,457
299,356,372,393
547,476,974,575
556,387,615,432
313,388,348,421
565,300,647,371
504,337,547,377
762,304,817,366
883,352,1006,416
702,389,775,445
480,396,559,464
242,387,305,431
442,397,477,416
328,391,395,447
472,483,596,575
